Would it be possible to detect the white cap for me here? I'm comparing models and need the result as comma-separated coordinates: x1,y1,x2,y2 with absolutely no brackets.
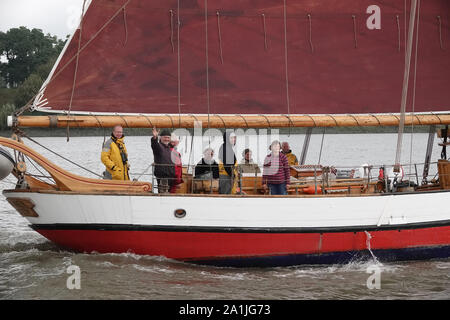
171,133,179,142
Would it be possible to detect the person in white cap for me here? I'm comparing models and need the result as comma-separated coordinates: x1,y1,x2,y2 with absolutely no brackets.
169,133,183,193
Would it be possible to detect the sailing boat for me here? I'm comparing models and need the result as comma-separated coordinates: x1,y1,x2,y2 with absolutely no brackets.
1,0,450,267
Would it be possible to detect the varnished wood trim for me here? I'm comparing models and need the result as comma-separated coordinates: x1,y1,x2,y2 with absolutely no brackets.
6,197,39,217
13,113,450,129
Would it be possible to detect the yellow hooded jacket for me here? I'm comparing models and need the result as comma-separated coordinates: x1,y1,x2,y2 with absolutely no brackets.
101,136,130,180
283,150,299,166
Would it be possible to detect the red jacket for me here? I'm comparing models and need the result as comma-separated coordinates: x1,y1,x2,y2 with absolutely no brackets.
262,153,290,185
173,149,183,185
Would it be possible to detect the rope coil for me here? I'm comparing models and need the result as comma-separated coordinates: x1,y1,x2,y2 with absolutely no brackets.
214,114,227,129
305,114,317,127
259,114,272,128
141,114,154,128
328,114,340,127
117,113,130,128
369,114,382,126
348,114,361,126
235,114,249,129
165,114,175,129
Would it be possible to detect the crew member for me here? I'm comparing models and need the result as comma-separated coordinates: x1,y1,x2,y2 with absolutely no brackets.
101,125,130,180
281,142,299,166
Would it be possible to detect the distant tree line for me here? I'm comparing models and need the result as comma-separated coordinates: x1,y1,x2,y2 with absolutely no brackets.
0,27,67,130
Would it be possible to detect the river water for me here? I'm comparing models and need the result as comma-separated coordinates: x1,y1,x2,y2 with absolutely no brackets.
0,133,449,300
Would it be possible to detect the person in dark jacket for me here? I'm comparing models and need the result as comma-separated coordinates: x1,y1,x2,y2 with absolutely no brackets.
218,131,238,194
151,127,176,193
195,147,219,179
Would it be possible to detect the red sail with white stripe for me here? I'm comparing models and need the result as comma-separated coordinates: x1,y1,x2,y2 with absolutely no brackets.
34,0,449,115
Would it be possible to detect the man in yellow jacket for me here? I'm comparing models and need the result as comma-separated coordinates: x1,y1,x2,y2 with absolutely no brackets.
101,125,130,180
281,142,299,166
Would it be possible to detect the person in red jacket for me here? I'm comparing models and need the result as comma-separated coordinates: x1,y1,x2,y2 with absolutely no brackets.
262,140,290,195
169,133,183,193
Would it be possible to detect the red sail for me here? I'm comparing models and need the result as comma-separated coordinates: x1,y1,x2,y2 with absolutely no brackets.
34,0,450,115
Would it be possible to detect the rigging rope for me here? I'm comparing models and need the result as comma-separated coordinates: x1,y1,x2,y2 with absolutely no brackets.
14,0,133,117
123,6,128,46
307,14,314,53
283,0,291,131
352,15,358,48
67,0,87,142
409,0,421,174
204,0,211,132
395,0,418,170
20,132,103,178
177,0,182,127
318,128,326,165
261,14,268,51
396,15,401,52
437,16,444,50
216,11,224,64
91,113,107,146
170,10,175,53
23,155,54,185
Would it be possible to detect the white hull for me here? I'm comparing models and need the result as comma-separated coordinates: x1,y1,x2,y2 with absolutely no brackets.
5,190,450,229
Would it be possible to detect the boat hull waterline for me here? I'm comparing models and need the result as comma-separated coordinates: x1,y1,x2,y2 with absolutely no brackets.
4,190,450,267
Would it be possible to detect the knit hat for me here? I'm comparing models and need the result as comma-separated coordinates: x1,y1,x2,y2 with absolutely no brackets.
160,129,172,137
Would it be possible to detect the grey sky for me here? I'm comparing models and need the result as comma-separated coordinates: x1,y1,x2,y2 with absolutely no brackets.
0,0,85,39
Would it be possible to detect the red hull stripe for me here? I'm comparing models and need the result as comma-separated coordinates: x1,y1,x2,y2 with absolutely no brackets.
33,224,450,261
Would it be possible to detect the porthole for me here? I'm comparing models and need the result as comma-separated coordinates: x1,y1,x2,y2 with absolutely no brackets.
174,209,186,218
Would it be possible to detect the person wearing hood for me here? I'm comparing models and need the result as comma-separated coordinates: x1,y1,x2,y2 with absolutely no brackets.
218,131,238,194
101,125,130,180
281,142,299,166
151,127,176,193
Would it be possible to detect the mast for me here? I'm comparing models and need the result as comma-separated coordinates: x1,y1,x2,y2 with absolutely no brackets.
394,0,418,170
